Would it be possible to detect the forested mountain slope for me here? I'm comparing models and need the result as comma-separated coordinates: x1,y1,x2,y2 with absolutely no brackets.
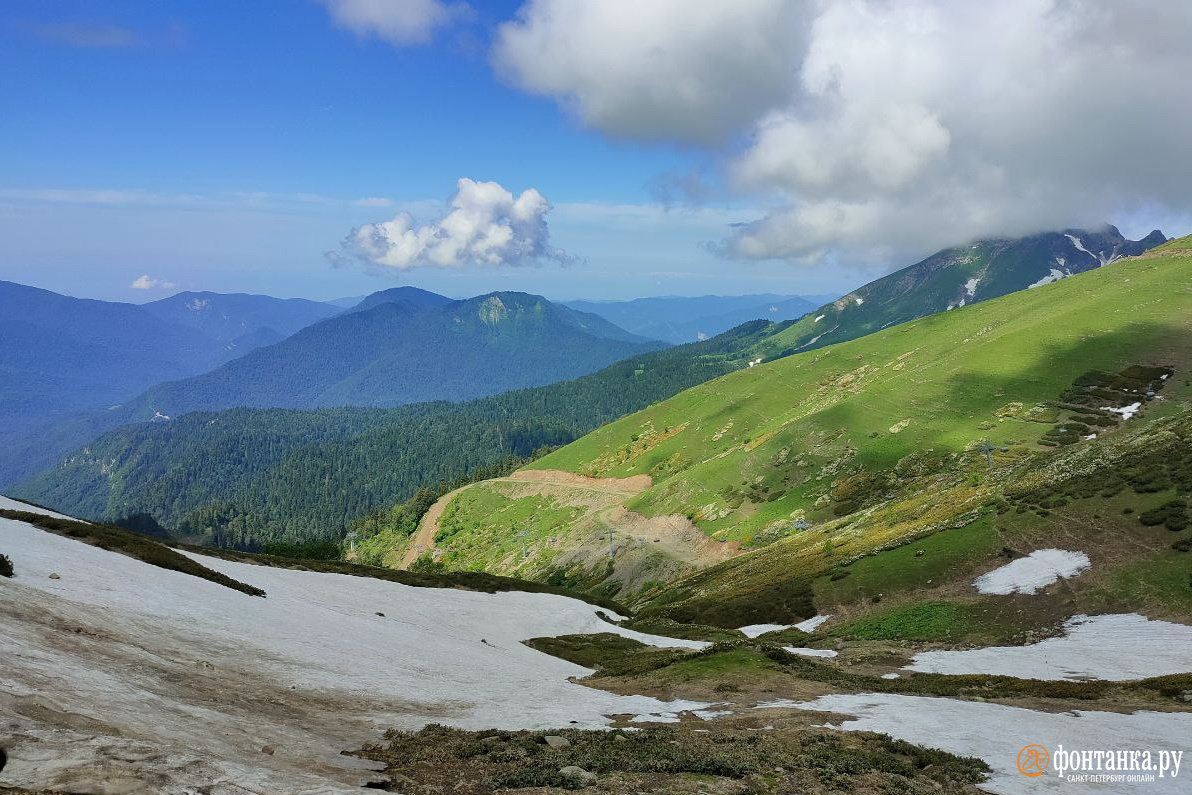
109,292,663,422
13,321,784,545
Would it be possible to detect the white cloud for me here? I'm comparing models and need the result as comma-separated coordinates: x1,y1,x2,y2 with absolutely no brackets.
333,178,571,269
496,0,1192,262
130,275,175,290
494,0,806,146
318,0,467,45
353,197,395,207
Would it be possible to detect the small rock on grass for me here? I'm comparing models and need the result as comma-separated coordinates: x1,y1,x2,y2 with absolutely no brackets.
543,735,570,748
559,766,597,786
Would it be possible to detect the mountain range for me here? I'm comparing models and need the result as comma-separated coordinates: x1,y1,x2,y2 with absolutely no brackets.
12,224,1171,547
111,291,663,421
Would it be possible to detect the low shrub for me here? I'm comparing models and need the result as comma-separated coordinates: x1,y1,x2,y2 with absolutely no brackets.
0,553,12,577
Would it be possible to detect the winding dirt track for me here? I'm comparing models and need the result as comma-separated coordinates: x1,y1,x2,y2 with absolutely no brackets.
398,471,654,568
398,470,739,570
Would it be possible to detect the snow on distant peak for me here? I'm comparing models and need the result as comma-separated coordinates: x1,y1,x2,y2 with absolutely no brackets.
1065,233,1094,259
186,298,210,312
853,297,864,306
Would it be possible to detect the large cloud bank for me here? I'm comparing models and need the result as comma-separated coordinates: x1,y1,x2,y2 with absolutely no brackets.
495,0,1192,261
334,178,570,269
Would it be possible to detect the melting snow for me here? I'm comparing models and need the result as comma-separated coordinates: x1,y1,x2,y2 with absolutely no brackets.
854,297,864,306
814,314,825,323
738,614,831,638
782,646,838,658
973,549,1090,595
759,694,1192,795
1065,233,1094,259
796,614,832,632
0,495,81,521
1109,401,1142,420
0,516,709,792
964,278,979,297
905,613,1192,681
1028,268,1068,289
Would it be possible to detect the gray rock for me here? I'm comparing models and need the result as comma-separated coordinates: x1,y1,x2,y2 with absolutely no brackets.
559,766,597,786
543,735,570,748
48,573,61,580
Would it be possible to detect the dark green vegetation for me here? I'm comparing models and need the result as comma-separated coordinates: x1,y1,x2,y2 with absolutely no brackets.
0,553,12,577
524,634,695,677
17,319,781,546
356,723,988,794
0,509,265,597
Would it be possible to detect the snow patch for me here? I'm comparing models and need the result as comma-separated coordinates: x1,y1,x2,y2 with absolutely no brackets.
0,495,80,521
905,613,1192,681
973,549,1090,595
795,614,832,632
1109,401,1142,420
964,278,979,297
814,314,825,323
853,297,864,306
760,694,1192,795
738,614,830,638
1027,268,1068,289
782,646,838,658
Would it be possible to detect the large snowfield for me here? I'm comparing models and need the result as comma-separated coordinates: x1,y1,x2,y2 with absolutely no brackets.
0,512,706,793
4,501,1192,795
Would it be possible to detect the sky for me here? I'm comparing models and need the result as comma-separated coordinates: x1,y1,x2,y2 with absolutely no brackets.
2,0,1190,303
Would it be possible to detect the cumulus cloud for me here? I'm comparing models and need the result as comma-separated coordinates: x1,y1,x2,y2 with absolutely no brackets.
318,0,468,45
130,275,175,290
494,0,807,146
496,0,1192,262
332,178,571,269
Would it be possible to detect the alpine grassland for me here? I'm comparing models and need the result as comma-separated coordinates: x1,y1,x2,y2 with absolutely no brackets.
423,240,1192,629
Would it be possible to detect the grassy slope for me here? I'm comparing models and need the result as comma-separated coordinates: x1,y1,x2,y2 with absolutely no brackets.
438,241,1192,626
531,248,1187,530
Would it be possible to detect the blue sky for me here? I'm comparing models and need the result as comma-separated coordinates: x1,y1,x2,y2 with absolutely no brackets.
2,1,1189,302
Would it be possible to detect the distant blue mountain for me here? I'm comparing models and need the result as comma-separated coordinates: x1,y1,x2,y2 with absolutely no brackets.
142,291,339,345
565,293,824,343
108,291,664,421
